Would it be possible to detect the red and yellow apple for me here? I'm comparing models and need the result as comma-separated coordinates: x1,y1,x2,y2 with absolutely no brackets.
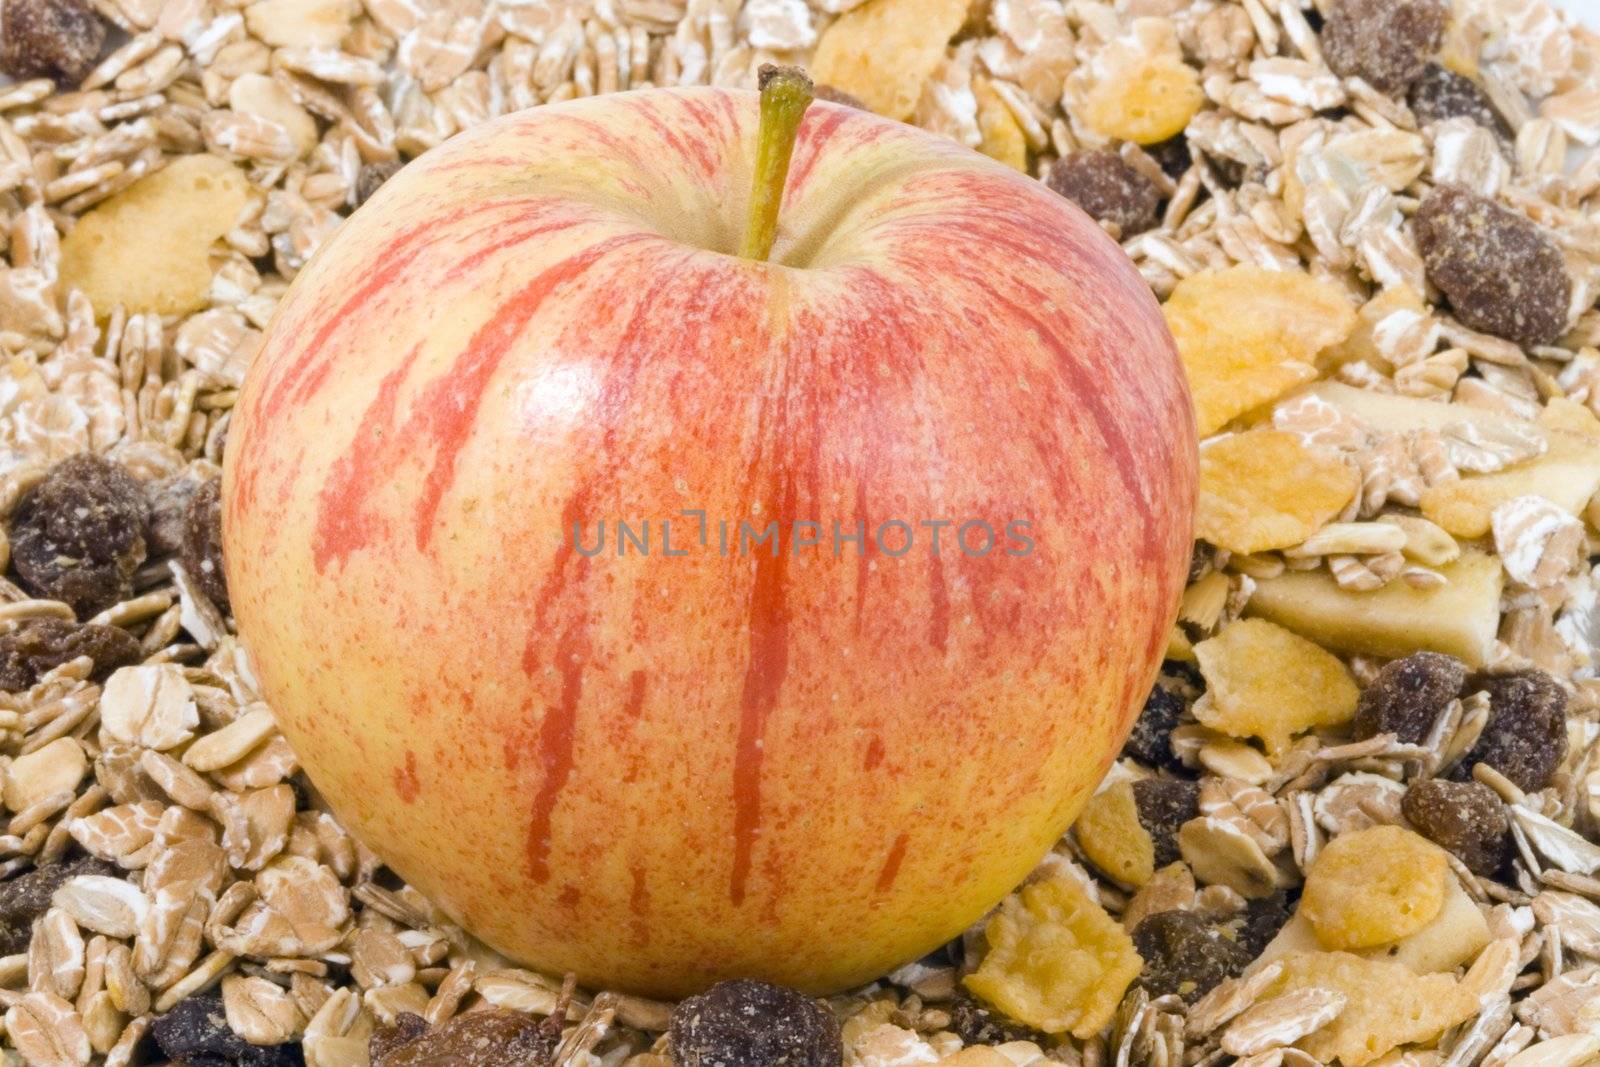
223,79,1195,997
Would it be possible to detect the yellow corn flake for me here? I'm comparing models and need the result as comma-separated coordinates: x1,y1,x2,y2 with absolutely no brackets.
1265,952,1478,1066
1194,618,1359,757
1081,22,1203,145
1074,780,1155,888
974,76,1028,172
59,155,256,317
1196,431,1358,555
810,0,969,121
1302,826,1448,950
1165,267,1359,436
964,874,1142,1038
1166,625,1196,663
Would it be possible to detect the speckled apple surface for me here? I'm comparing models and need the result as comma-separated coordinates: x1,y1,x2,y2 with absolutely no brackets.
223,86,1196,997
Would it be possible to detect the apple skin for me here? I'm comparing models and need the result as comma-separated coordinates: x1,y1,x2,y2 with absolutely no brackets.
223,86,1196,997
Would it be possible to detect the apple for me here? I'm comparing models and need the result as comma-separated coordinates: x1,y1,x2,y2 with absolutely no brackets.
224,70,1195,997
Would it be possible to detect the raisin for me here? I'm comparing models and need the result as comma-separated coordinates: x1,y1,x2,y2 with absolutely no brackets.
1319,0,1448,95
181,477,229,613
0,0,105,84
1124,685,1186,771
10,454,148,618
1132,910,1251,1004
152,993,304,1067
1402,779,1509,876
670,980,842,1067
0,618,141,691
1408,64,1507,135
370,1008,561,1067
0,855,116,954
1046,150,1162,236
1414,187,1572,347
1146,135,1192,180
1229,891,1294,959
814,84,866,110
1351,652,1466,744
1451,669,1569,792
356,161,404,207
948,995,1046,1047
1133,778,1200,868
148,474,202,557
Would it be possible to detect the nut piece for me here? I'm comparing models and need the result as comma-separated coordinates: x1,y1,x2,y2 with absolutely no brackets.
1302,825,1448,950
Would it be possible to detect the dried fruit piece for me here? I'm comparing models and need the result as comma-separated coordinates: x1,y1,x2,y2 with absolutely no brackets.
1302,825,1448,950
809,0,968,121
10,454,149,618
964,874,1141,1038
1408,64,1507,134
0,857,117,955
182,478,229,613
0,0,105,84
1132,778,1199,868
373,1007,563,1067
1320,0,1448,95
1450,669,1568,792
948,996,1044,1047
1263,951,1476,1066
1124,685,1186,771
671,980,841,1067
1082,26,1204,145
1046,150,1161,236
1194,618,1359,757
356,161,404,207
152,992,305,1066
1075,780,1155,887
1403,779,1508,876
1225,891,1294,959
1350,652,1466,743
1132,910,1252,1004
1421,430,1600,540
59,155,257,318
0,617,141,690
148,475,203,557
1414,187,1572,347
1165,268,1357,437
1196,431,1358,555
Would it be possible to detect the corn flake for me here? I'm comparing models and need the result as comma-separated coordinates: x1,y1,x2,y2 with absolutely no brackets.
1196,430,1359,555
1194,618,1359,757
1302,826,1448,950
1081,21,1204,144
810,0,969,121
964,873,1142,1038
1074,780,1155,888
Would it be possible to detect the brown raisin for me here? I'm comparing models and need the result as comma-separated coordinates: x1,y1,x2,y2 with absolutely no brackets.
152,993,304,1067
1132,910,1252,1004
1408,64,1508,135
181,477,229,614
671,980,842,1067
1351,652,1466,744
1414,187,1572,346
1451,669,1569,792
0,855,116,954
10,454,148,618
1402,779,1509,876
0,618,140,691
1146,135,1192,180
370,1015,429,1064
1229,891,1294,958
0,0,105,84
1133,778,1200,868
814,84,866,110
1124,685,1187,771
948,995,1046,1046
147,474,202,557
356,161,405,207
1046,150,1162,237
370,1008,560,1067
1320,0,1448,95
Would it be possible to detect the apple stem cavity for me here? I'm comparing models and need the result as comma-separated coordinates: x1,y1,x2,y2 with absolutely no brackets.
738,64,814,264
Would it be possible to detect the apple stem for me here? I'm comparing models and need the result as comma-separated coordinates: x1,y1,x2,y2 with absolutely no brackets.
738,64,814,263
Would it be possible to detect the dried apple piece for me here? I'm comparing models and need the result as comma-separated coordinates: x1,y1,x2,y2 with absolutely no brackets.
1196,430,1358,554
963,874,1142,1038
1420,430,1600,539
1302,826,1447,949
1165,268,1358,436
1074,780,1155,888
809,0,969,121
1193,618,1358,757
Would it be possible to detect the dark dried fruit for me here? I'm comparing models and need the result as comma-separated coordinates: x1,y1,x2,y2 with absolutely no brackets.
356,161,405,207
1351,652,1466,744
0,617,141,691
1046,150,1162,236
948,995,1045,1046
9,453,148,618
370,1008,561,1067
0,855,116,954
148,475,203,557
670,980,842,1067
181,477,229,613
1133,778,1200,868
1320,0,1448,95
1132,910,1251,1003
1124,685,1186,771
1414,186,1573,346
152,993,304,1067
0,0,106,84
1146,136,1192,180
1403,778,1509,876
1229,891,1294,959
814,84,866,110
1451,669,1569,792
1408,64,1507,135
370,1015,430,1064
